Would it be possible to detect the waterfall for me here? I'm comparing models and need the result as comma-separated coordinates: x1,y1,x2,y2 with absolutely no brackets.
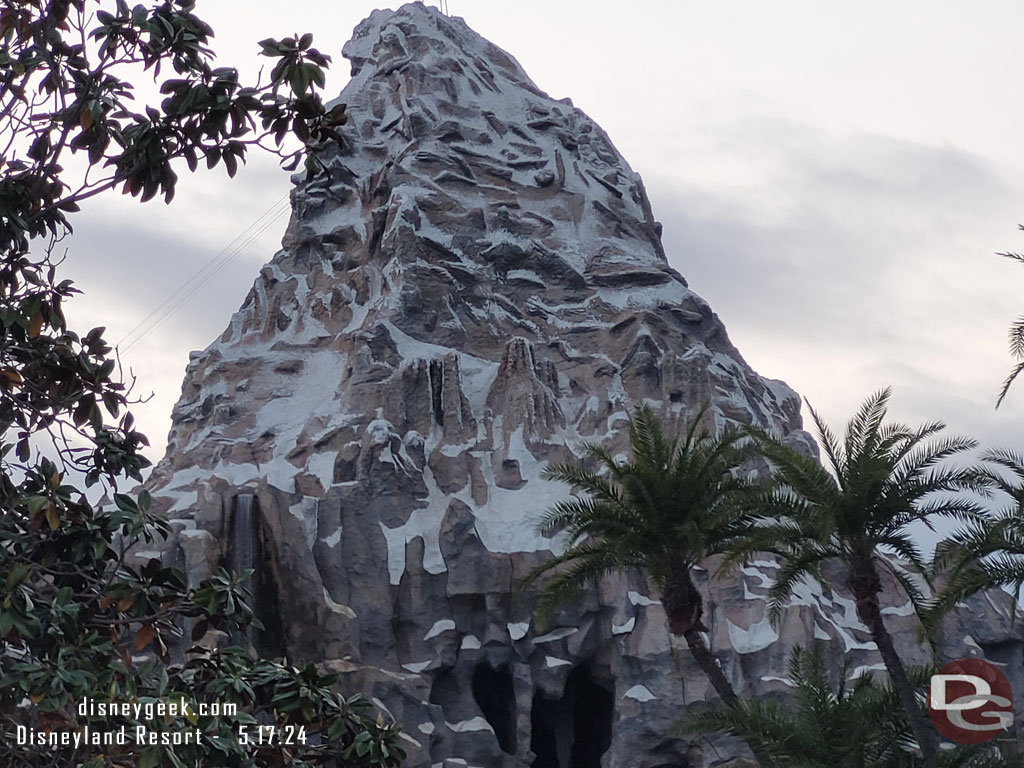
230,493,257,647
230,493,257,578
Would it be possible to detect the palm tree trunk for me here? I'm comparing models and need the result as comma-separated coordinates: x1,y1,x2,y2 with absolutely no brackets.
682,626,739,706
665,566,775,768
849,557,937,768
681,627,775,768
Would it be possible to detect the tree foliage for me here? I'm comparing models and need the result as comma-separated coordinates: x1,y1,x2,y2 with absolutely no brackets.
929,447,1024,620
738,388,988,768
681,645,1016,768
523,404,758,629
0,2,402,766
739,388,986,622
996,230,1024,407
524,403,774,767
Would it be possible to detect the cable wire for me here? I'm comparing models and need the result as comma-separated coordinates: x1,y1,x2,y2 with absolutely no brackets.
118,194,291,355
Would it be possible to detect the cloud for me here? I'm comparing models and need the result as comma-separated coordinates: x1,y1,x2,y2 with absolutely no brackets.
645,120,1024,457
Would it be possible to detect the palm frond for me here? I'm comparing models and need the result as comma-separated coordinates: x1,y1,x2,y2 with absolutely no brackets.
842,387,893,466
998,244,1024,265
528,402,761,629
680,644,942,768
979,447,1024,495
886,420,946,464
679,698,800,761
766,548,830,624
876,535,928,579
525,541,642,629
749,427,839,509
717,509,814,573
1007,315,1024,361
628,403,677,473
805,399,846,482
891,496,989,530
997,359,1024,408
891,435,977,487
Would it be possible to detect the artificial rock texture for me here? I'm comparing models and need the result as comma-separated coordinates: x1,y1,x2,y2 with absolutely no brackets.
142,4,1024,766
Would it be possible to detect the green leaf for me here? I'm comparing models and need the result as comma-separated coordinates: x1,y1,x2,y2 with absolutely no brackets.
258,38,280,56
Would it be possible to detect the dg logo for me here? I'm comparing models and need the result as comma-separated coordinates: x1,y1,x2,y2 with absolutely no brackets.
928,658,1014,744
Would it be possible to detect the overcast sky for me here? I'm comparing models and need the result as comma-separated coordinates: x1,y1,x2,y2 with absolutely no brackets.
59,2,1024,533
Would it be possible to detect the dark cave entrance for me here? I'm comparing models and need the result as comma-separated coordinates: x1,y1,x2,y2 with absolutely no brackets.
531,665,613,768
471,663,517,754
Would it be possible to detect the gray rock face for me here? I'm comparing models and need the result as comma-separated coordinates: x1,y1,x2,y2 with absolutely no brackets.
143,4,1024,766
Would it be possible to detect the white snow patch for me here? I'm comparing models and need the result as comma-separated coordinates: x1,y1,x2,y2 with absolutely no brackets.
399,732,422,748
623,685,656,702
727,616,779,654
507,622,530,641
833,627,877,653
402,661,433,673
850,663,886,679
289,498,318,550
628,591,660,607
506,268,545,284
545,656,572,668
371,697,395,720
379,522,408,586
446,717,494,734
322,589,356,618
378,464,452,584
306,450,337,490
830,595,871,632
320,528,341,548
460,635,482,650
761,675,797,688
986,591,1012,620
464,423,573,554
881,601,915,617
533,627,578,644
592,280,691,313
163,490,198,515
418,722,435,735
740,565,775,591
423,619,456,641
612,618,636,635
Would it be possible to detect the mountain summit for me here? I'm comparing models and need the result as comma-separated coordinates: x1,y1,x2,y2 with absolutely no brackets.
141,5,1017,766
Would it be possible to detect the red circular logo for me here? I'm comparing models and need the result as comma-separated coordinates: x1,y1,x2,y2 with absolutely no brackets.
928,658,1014,744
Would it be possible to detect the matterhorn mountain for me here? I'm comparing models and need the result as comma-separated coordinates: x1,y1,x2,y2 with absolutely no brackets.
140,4,1024,766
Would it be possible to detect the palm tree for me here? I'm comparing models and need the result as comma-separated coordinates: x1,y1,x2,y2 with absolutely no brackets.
521,404,774,767
681,644,1016,768
929,447,1024,620
739,388,987,768
996,239,1024,408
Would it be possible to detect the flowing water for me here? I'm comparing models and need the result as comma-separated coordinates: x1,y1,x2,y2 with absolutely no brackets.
231,493,257,647
231,493,256,578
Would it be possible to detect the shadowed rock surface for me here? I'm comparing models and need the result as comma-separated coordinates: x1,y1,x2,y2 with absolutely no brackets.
142,4,1024,765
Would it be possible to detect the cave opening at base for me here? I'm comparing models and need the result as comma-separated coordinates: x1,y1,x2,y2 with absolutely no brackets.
471,663,517,755
531,665,613,768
